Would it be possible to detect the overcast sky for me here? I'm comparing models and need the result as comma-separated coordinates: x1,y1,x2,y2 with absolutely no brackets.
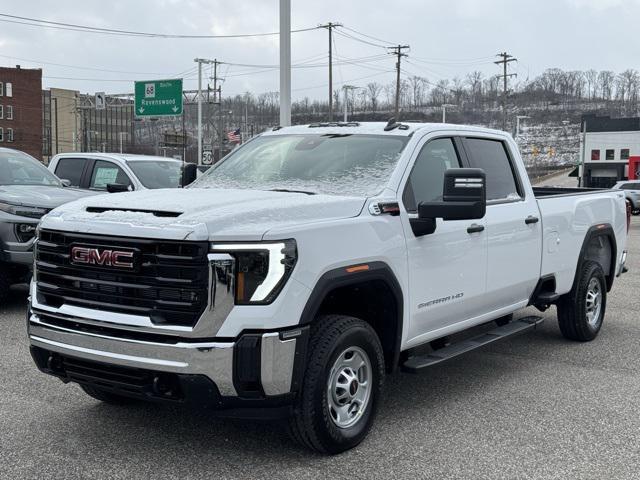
1,0,639,100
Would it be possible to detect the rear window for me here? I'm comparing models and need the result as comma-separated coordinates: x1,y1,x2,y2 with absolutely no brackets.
464,138,521,201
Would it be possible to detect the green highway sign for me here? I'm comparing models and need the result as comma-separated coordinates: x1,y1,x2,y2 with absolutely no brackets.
134,79,183,117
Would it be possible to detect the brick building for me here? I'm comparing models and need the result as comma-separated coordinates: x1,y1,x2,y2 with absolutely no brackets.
0,65,43,159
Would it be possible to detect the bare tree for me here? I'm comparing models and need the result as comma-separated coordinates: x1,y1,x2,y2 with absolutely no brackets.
585,69,598,100
407,75,427,109
366,82,382,113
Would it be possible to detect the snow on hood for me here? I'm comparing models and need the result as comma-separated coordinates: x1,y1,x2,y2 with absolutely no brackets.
0,185,95,209
41,187,366,241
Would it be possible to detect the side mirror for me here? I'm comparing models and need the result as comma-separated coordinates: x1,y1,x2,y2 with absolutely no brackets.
411,168,486,236
182,162,198,187
106,183,131,193
60,179,72,187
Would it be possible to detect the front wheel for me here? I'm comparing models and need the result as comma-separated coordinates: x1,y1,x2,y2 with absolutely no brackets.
288,315,385,454
557,260,607,342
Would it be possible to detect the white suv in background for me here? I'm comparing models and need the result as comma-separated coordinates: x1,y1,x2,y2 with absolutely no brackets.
613,180,640,215
48,153,185,193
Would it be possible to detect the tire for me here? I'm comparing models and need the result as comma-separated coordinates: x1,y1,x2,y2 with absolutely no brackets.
0,264,11,305
557,260,607,342
495,313,513,327
79,384,138,405
288,315,385,454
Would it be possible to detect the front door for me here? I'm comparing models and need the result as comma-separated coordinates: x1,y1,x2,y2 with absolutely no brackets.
399,135,488,349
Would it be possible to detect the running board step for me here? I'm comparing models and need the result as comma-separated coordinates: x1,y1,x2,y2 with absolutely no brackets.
402,316,544,373
536,292,560,303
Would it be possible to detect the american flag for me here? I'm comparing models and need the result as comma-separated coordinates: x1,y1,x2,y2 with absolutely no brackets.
226,128,241,143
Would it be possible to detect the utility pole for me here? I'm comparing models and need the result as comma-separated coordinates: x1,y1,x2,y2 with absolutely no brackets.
495,52,517,131
388,45,410,119
194,57,218,165
319,22,342,121
279,0,291,126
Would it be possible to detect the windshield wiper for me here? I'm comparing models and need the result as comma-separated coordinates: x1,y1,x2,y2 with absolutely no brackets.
268,188,317,195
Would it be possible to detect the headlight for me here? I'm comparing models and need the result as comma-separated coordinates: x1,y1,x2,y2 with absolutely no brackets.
211,240,297,304
0,202,49,219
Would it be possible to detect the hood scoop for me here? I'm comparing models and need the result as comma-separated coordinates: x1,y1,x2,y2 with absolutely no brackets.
85,206,183,218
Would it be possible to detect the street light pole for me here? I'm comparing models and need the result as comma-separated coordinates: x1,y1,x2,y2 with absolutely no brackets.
279,0,291,126
342,85,357,122
516,115,530,137
441,103,455,123
196,59,203,165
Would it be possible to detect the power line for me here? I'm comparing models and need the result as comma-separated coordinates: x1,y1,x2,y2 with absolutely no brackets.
333,29,389,49
0,53,175,75
0,13,319,38
339,25,396,47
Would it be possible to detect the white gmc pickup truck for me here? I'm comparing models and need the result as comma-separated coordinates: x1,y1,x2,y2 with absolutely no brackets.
28,121,629,454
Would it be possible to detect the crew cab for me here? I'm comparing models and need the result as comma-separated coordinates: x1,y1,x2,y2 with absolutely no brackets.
48,153,189,193
28,122,629,454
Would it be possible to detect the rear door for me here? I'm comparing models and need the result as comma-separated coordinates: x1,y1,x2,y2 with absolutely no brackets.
53,157,90,188
399,135,488,347
462,136,541,312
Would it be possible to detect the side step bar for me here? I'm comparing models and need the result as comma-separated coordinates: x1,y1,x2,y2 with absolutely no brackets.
402,316,544,373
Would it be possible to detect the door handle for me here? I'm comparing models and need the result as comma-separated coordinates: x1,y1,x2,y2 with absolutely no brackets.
467,223,485,234
525,215,539,225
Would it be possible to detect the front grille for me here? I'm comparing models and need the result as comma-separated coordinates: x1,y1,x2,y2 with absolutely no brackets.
35,229,209,327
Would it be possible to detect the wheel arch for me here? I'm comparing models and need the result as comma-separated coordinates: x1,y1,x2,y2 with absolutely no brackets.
576,224,617,292
299,262,404,373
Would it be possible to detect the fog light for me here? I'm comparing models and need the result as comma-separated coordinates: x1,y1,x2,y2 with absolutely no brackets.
16,224,37,242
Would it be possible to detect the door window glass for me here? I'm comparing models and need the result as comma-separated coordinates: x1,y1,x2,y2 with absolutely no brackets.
403,138,460,212
55,158,86,187
89,160,131,190
465,138,521,201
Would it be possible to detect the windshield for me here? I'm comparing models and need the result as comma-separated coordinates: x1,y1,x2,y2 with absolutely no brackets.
0,150,61,186
127,160,183,189
191,134,409,196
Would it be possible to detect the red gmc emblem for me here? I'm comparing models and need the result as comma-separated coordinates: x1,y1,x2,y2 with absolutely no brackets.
70,246,135,269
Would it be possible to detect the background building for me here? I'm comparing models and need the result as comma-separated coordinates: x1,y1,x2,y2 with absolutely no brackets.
579,114,640,187
0,65,42,159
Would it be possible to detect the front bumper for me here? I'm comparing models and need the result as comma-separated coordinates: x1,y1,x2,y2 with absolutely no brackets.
28,307,308,409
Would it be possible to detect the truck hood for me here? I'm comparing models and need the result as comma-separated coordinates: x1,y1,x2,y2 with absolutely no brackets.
41,187,366,241
0,185,95,209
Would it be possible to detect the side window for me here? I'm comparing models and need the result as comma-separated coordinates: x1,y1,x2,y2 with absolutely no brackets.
403,138,461,212
622,183,640,190
55,158,86,187
465,138,521,201
89,160,131,190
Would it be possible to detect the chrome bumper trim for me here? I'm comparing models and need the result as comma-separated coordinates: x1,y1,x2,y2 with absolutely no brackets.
29,312,237,396
29,311,299,399
261,333,297,396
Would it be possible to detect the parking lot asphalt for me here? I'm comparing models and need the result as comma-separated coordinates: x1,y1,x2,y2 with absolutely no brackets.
1,220,639,480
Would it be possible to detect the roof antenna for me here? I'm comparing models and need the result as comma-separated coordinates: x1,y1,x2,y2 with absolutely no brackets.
384,117,399,131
